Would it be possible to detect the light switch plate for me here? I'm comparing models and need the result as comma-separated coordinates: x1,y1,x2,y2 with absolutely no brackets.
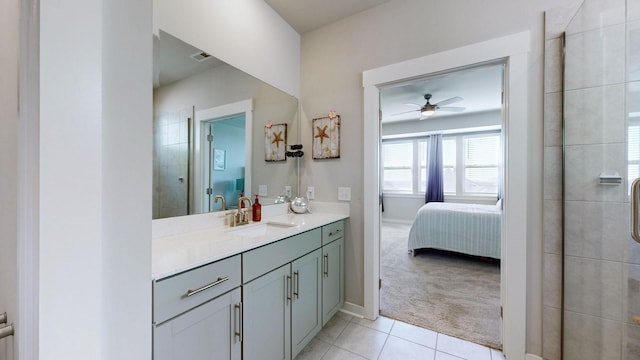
284,186,292,197
307,186,315,200
258,185,268,197
338,187,351,201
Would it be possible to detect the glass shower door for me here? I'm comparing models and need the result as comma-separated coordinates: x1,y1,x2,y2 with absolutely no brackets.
562,1,640,359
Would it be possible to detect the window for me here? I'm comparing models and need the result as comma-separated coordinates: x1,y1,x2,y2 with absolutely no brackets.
382,142,413,192
443,138,456,194
462,134,500,194
382,131,501,198
382,139,428,193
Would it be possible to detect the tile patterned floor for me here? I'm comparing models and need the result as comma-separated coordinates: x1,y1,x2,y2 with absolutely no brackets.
296,313,504,360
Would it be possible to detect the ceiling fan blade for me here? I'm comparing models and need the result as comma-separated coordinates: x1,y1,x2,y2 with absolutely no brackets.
403,103,422,107
434,96,463,107
390,109,419,116
437,106,465,112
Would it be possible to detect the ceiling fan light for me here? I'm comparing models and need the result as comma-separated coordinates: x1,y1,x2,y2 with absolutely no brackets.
421,109,434,117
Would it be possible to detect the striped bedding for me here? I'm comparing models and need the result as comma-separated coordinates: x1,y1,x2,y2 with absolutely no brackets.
408,202,502,259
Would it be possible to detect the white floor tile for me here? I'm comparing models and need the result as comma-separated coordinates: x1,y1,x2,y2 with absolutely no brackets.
390,320,438,349
294,338,331,360
353,315,395,333
299,315,500,360
333,323,388,359
378,335,436,360
436,351,465,360
315,314,351,344
321,346,368,360
436,333,492,360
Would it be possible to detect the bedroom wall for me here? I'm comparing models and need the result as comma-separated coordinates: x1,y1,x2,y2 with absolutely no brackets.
299,0,577,356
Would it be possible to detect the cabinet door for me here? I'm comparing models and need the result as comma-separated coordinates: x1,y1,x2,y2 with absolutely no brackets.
322,237,344,326
153,288,241,360
242,263,291,360
291,249,322,358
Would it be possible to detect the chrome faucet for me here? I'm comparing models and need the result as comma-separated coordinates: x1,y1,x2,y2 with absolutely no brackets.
214,195,226,211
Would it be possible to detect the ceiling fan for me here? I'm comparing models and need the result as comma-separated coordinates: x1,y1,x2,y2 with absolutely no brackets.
394,93,465,118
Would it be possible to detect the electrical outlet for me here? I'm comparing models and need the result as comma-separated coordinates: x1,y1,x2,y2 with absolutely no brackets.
307,186,315,200
284,186,292,197
338,187,351,201
258,185,268,197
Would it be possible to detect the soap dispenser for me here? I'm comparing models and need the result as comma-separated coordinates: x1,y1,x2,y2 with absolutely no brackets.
252,194,262,222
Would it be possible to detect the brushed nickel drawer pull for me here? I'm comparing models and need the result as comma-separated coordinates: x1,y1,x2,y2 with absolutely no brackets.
184,276,229,298
0,324,13,340
324,254,329,277
329,229,342,237
286,275,292,302
234,302,243,343
293,271,300,299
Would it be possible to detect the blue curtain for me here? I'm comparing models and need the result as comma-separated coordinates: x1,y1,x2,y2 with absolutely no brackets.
425,134,444,203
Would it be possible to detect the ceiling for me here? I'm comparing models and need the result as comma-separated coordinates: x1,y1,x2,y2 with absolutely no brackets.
380,64,505,124
264,0,390,34
154,31,226,88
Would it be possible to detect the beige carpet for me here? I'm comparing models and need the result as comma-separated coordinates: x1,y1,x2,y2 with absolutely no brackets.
380,222,502,350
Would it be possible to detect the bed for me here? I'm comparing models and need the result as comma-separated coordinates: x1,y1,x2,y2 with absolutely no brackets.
408,201,502,259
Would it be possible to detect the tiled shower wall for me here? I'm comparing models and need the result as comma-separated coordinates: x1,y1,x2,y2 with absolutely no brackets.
153,109,191,219
543,0,640,359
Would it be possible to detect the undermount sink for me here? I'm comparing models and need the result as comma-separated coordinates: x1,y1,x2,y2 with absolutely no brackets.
227,221,296,238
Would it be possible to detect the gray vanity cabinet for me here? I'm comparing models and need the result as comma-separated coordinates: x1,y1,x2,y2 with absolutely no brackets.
242,263,291,360
153,220,346,360
291,248,322,357
322,237,344,325
152,255,242,360
242,228,323,360
154,288,241,360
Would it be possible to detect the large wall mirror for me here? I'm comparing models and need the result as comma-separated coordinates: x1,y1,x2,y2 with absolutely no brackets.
153,30,298,219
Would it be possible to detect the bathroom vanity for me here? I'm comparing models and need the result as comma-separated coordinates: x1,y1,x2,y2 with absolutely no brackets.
151,205,347,360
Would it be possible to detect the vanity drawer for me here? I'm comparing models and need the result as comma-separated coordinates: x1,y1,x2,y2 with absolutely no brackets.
243,228,321,283
322,220,344,245
153,254,241,325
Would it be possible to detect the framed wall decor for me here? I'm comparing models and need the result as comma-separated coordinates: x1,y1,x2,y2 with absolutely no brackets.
312,115,340,159
265,123,287,161
213,148,226,170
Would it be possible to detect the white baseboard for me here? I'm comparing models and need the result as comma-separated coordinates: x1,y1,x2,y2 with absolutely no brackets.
525,354,543,360
340,302,365,318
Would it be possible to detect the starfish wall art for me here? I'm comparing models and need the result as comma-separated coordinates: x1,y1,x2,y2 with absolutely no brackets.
264,122,287,161
312,114,340,159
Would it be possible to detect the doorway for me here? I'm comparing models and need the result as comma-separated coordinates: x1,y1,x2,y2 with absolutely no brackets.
377,62,505,349
363,31,530,358
202,114,247,211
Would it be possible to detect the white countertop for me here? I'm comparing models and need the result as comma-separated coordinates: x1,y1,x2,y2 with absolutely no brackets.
152,203,349,280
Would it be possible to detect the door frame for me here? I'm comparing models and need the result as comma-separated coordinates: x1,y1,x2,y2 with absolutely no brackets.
363,31,530,358
193,99,253,213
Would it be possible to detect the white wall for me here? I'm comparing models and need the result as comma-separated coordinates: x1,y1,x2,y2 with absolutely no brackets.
153,0,301,97
300,0,575,355
0,0,19,358
39,0,151,358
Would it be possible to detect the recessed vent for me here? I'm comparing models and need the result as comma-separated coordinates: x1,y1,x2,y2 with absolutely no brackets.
190,51,212,62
